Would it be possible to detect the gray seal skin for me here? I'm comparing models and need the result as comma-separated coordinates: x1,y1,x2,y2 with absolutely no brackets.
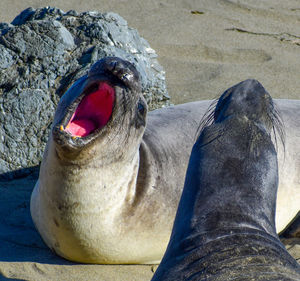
30,56,299,264
151,79,300,281
30,57,211,264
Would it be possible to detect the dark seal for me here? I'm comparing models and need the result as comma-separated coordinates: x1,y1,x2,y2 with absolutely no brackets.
151,79,300,280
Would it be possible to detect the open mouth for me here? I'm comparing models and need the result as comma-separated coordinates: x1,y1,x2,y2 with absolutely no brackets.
64,82,115,137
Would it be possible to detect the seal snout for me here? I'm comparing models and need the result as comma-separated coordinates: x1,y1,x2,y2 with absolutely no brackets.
63,57,142,138
198,79,285,151
52,57,145,150
214,79,274,124
64,81,115,137
88,57,141,91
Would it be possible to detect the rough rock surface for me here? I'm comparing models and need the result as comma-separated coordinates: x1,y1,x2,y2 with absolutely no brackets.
0,7,169,178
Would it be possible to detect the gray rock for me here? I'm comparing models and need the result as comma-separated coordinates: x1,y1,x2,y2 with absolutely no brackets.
0,45,14,69
0,7,170,178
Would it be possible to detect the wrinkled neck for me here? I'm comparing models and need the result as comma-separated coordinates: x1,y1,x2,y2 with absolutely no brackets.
41,138,141,210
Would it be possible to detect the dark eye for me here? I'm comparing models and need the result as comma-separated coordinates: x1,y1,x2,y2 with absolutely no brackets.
135,99,147,128
137,100,145,116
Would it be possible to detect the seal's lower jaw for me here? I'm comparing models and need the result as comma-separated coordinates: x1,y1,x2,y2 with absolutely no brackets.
64,82,115,137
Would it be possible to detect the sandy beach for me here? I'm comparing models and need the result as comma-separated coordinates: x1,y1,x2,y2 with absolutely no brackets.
0,1,299,280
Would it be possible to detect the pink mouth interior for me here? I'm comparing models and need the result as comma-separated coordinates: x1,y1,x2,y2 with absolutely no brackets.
65,82,115,137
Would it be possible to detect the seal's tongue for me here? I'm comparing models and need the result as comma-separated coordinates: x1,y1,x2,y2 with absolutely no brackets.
65,82,115,137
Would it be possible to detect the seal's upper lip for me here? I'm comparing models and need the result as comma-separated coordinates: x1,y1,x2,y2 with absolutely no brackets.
62,81,115,138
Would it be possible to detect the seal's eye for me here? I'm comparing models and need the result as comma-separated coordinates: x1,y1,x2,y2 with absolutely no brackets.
137,100,145,117
135,99,147,128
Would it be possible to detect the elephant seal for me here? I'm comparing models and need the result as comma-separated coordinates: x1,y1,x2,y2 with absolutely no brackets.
30,57,211,264
31,56,299,265
151,79,300,280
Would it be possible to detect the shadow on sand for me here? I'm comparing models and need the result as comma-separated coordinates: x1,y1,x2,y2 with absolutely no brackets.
0,167,74,265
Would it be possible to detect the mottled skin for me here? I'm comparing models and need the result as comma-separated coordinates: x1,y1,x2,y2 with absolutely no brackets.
31,57,299,265
152,79,300,280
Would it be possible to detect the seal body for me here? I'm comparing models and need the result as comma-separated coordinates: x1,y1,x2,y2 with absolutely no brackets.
30,57,210,264
273,100,300,235
151,79,300,280
31,57,300,265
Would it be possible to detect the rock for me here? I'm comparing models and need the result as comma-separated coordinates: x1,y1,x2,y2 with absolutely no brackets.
0,7,170,178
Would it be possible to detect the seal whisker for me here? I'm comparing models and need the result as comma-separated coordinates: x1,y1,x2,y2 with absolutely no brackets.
269,104,285,155
195,98,219,141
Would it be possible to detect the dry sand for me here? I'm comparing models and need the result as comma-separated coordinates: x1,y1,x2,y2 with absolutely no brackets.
0,1,299,280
